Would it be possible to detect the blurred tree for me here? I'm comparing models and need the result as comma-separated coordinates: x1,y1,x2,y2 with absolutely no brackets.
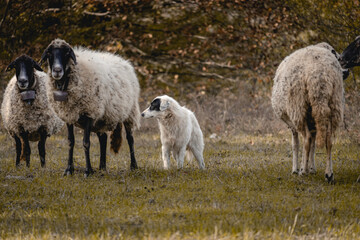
0,0,358,95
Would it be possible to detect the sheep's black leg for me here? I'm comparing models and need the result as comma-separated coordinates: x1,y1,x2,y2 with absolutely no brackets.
124,122,138,170
83,117,94,177
97,132,107,170
38,129,47,167
19,131,31,167
64,124,75,176
14,135,21,167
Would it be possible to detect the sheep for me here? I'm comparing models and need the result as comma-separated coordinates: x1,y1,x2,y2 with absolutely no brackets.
40,39,141,176
141,95,205,169
316,42,350,80
271,42,344,183
339,36,360,69
1,55,64,167
339,36,360,183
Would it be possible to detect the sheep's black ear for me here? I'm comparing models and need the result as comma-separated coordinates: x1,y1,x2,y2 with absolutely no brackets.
6,60,16,71
40,45,52,65
67,48,77,65
32,59,44,72
342,69,350,80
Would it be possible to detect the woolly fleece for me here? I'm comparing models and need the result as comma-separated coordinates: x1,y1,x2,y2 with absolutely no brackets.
271,42,344,148
1,71,64,140
45,39,140,132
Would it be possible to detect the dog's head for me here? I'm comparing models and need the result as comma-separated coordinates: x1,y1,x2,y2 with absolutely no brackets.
141,95,171,119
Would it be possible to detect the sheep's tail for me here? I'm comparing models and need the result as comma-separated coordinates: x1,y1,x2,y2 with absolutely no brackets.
110,123,122,153
311,72,344,149
313,108,330,149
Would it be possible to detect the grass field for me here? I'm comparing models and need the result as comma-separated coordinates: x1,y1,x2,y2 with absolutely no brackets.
0,130,359,239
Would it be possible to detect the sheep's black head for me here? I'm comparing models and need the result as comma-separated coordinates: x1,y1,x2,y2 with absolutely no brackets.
339,36,360,69
40,39,76,81
6,54,43,90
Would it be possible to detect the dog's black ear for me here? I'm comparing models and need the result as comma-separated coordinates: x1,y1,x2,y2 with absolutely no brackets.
6,59,17,71
160,100,170,111
40,45,52,65
32,59,44,72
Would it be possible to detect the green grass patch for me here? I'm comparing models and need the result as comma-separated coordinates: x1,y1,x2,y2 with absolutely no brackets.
0,132,359,239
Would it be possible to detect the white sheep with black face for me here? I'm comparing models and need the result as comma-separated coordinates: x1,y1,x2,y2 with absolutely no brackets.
142,95,205,170
1,55,64,167
271,42,344,183
41,39,141,176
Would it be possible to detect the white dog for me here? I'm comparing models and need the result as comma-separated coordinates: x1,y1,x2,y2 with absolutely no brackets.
141,95,205,169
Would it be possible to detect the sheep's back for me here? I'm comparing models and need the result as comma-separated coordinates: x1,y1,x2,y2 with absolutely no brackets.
272,45,344,133
48,47,140,131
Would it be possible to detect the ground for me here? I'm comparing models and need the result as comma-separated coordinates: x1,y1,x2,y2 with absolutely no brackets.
0,129,359,239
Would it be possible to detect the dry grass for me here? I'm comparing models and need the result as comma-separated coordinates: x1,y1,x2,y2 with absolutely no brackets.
0,128,359,239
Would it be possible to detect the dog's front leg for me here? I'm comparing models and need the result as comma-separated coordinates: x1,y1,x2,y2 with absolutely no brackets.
175,147,186,169
162,144,171,169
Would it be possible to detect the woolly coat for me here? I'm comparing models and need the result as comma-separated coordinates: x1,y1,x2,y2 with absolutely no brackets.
271,43,344,147
46,44,141,132
1,71,64,140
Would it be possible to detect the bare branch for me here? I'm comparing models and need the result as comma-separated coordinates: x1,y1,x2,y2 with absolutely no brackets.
83,10,110,17
44,8,61,13
0,0,12,30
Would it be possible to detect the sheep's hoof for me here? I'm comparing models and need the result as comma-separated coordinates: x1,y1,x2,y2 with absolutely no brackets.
40,158,46,168
84,168,94,177
325,173,334,184
299,168,308,176
309,168,316,174
99,164,106,171
292,169,299,174
130,163,138,171
63,166,74,176
26,159,30,168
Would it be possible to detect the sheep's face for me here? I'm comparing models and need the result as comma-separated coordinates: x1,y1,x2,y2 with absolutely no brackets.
41,41,76,81
340,36,360,69
49,47,74,80
141,97,170,119
6,55,43,90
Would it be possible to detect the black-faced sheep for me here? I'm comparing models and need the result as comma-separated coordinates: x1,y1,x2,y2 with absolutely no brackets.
40,39,141,176
1,55,64,167
339,35,360,183
339,36,360,69
271,43,344,183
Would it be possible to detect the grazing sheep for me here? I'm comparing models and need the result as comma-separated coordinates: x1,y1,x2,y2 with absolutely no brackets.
339,36,360,183
271,42,344,183
40,39,140,176
141,95,205,169
1,55,64,167
317,42,350,80
339,36,360,69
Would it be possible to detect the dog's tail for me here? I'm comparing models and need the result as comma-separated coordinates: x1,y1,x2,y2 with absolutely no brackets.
110,123,122,153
